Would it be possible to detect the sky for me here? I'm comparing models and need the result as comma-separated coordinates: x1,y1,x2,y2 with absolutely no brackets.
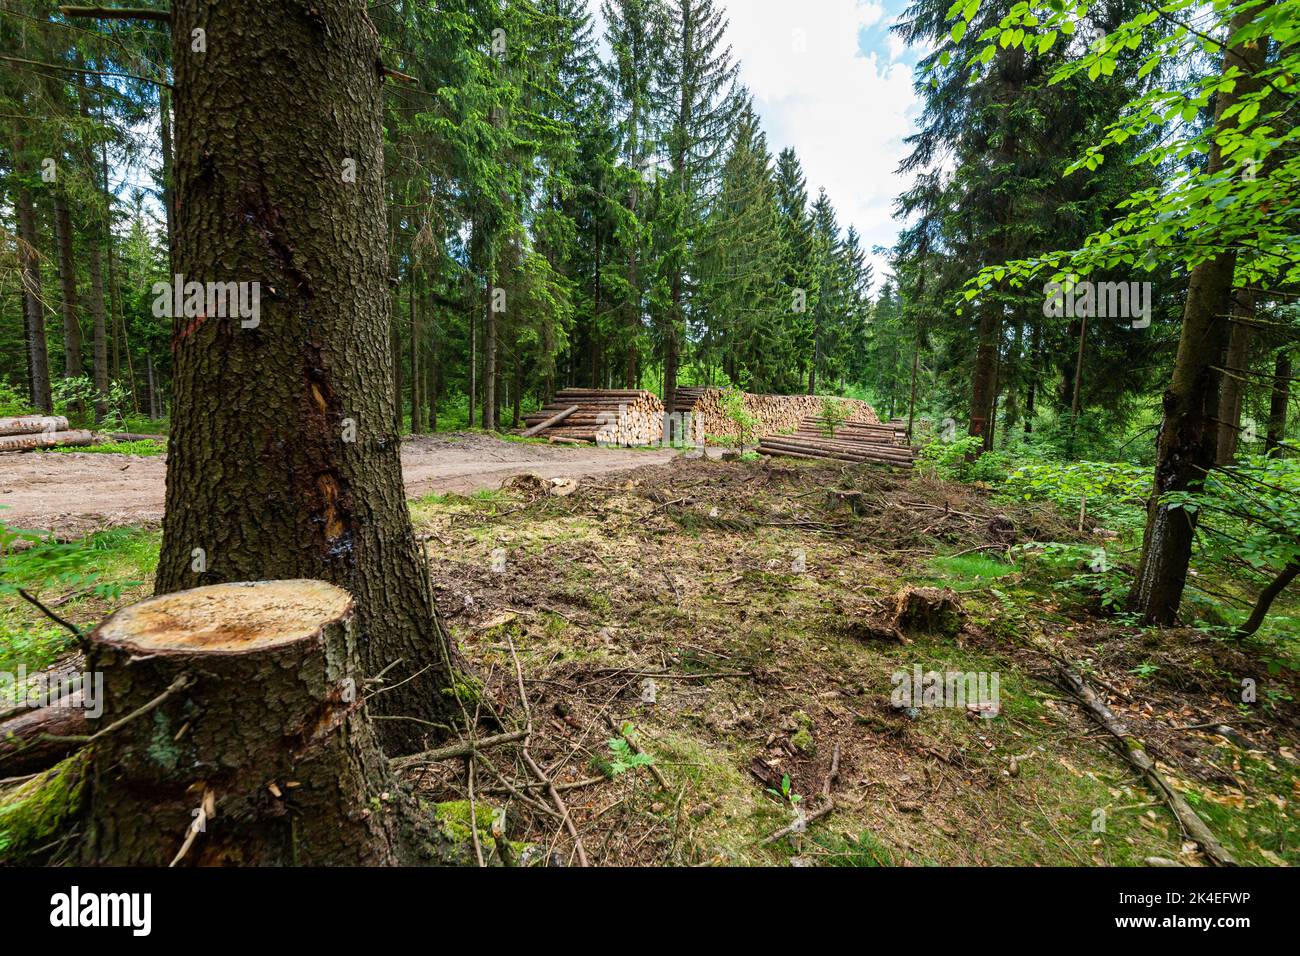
587,0,926,284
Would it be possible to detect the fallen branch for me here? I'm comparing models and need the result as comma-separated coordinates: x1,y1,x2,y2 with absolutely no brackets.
510,638,588,866
1055,662,1237,867
389,730,529,771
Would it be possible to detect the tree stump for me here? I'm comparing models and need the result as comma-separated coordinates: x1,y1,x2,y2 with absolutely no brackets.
891,587,964,638
81,580,406,866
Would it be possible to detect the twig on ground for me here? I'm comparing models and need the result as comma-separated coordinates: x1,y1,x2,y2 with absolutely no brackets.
1055,661,1237,867
510,638,589,866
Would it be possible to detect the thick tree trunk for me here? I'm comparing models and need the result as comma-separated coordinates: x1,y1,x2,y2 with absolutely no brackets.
1265,348,1291,455
157,0,457,753
1127,3,1269,624
15,180,52,413
80,581,454,866
52,190,83,383
1216,290,1255,463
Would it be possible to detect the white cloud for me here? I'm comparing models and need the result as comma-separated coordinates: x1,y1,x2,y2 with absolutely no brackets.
717,0,918,281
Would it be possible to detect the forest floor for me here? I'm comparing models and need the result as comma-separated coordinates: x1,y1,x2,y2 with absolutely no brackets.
2,450,1298,866
411,456,1300,866
0,432,678,536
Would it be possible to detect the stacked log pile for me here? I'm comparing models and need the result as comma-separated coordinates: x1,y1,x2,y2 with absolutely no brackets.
521,388,887,447
758,415,915,467
522,389,665,445
0,416,94,453
685,390,881,445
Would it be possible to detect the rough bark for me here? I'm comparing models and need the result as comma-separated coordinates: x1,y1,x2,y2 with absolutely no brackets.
0,692,89,777
157,0,457,753
1127,4,1269,624
968,306,1000,449
483,259,497,431
80,581,456,866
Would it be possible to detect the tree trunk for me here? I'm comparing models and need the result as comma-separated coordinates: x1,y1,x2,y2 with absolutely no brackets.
87,238,111,419
15,178,52,413
968,306,999,448
1216,290,1254,463
80,580,463,866
409,267,421,433
1127,2,1269,624
52,189,83,383
159,86,176,272
157,0,457,753
483,263,497,431
1265,348,1291,455
1235,560,1300,639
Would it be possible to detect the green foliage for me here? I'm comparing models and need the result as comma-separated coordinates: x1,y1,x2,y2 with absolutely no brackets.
716,387,760,447
764,772,801,806
818,397,851,438
50,439,164,456
1003,459,1150,532
0,380,33,417
603,723,655,778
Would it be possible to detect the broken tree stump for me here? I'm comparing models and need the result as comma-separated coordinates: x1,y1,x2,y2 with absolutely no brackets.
891,587,964,638
80,580,412,866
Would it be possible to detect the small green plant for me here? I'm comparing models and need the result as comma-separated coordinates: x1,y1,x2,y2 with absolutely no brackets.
765,773,802,807
604,724,655,777
818,397,851,438
719,388,760,448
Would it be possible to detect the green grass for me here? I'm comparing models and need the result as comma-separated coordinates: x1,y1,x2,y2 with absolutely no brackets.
48,439,165,456
922,553,1018,591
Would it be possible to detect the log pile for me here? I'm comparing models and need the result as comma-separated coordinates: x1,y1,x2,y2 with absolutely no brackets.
758,415,915,467
520,388,885,449
684,390,881,445
0,416,94,453
522,389,665,445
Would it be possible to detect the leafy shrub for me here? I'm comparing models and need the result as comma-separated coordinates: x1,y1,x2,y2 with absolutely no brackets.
916,434,1012,483
1003,459,1150,533
0,380,33,417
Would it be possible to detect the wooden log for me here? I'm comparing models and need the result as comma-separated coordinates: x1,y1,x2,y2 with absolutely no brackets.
0,415,69,436
0,429,95,452
79,580,438,866
521,405,579,438
0,691,90,777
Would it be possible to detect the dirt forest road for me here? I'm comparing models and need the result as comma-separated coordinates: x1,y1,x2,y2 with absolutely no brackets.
0,433,680,536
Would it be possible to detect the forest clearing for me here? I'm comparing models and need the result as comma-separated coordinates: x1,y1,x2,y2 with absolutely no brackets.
0,0,1297,929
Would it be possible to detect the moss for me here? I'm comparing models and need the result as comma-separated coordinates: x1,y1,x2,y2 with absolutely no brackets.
0,752,87,862
441,673,484,705
431,799,525,863
790,710,816,755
